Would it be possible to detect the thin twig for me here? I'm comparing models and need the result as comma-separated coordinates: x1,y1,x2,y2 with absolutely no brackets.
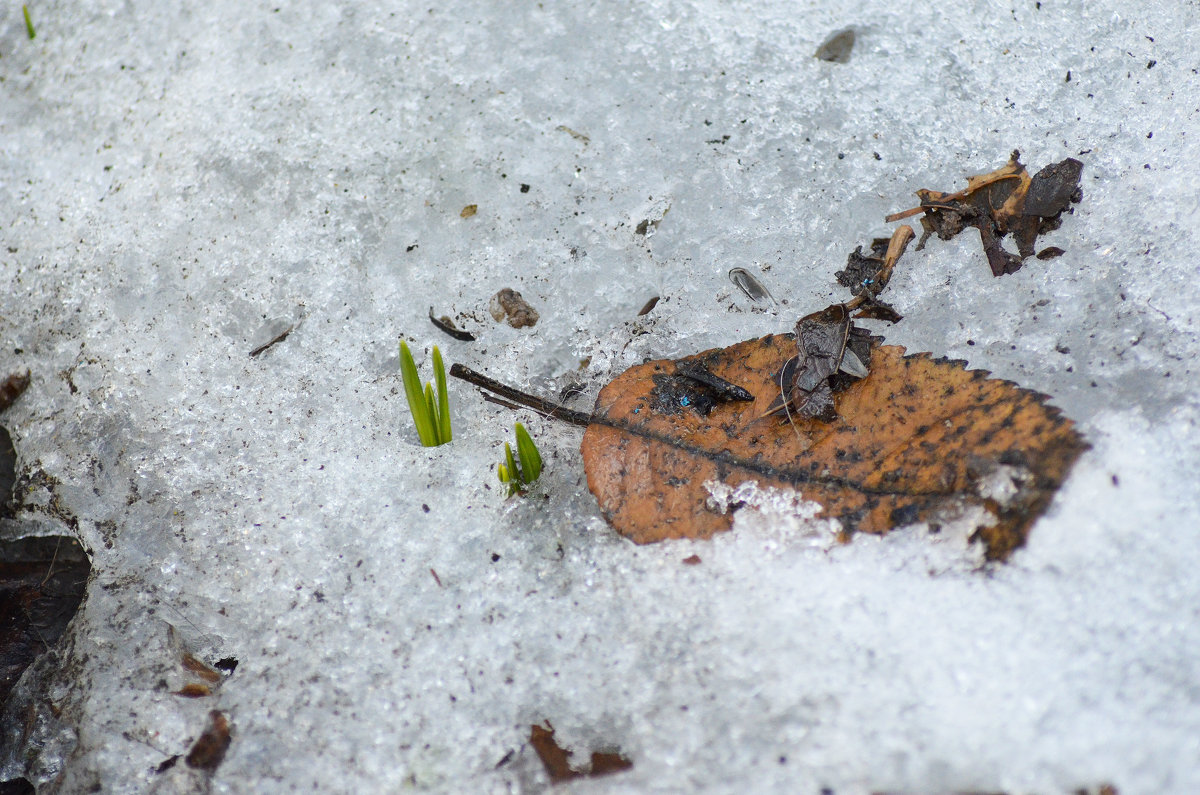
449,364,591,427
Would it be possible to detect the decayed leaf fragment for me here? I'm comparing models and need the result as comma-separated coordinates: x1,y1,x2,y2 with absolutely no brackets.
529,722,633,782
581,335,1085,559
762,304,874,422
886,151,1083,276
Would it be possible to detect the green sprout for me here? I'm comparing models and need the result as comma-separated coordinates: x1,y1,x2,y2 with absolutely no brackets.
23,5,36,39
497,422,543,496
399,341,452,446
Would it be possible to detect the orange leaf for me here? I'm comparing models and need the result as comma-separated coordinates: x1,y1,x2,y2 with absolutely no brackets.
581,336,1085,560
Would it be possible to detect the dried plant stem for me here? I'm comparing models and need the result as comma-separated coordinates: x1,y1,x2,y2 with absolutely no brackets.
449,364,591,427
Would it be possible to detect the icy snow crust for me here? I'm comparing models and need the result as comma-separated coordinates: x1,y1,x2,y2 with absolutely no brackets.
2,1,1199,792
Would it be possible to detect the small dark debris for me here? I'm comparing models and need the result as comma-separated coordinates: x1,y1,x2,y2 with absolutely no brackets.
460,204,478,219
422,503,430,513
1,426,17,515
1036,247,1066,260
638,296,660,316
174,683,212,698
406,244,418,252
185,711,232,772
249,326,294,358
429,568,442,587
815,27,855,63
213,657,239,674
682,554,702,565
836,238,890,297
154,756,180,775
651,372,716,417
0,371,30,413
559,378,586,402
651,360,755,417
706,135,731,145
675,362,754,403
491,553,501,562
635,219,650,235
429,307,476,341
520,184,530,193
489,288,539,329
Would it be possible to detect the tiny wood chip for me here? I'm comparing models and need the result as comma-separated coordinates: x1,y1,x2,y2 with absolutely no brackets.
581,335,1085,559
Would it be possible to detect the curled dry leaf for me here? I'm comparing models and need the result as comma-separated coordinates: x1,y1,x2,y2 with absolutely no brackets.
580,334,1085,559
886,151,1083,276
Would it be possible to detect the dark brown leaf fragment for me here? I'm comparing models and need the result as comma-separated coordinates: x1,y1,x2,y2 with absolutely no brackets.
181,652,222,683
529,722,633,782
764,305,871,422
836,238,891,298
886,152,1083,277
186,711,232,772
529,723,575,783
0,372,30,413
0,536,89,708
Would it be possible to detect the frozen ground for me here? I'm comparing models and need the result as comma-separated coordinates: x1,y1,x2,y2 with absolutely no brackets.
2,0,1198,792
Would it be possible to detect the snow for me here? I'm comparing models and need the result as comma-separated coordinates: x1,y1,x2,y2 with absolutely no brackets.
2,0,1198,792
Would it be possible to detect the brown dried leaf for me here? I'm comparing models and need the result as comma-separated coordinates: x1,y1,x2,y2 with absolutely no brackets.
529,722,633,783
581,335,1085,559
186,710,232,771
886,152,1083,276
173,683,212,698
181,652,222,684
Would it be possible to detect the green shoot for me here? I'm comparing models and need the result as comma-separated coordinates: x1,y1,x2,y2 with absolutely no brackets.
399,341,452,446
497,422,543,496
23,5,36,39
